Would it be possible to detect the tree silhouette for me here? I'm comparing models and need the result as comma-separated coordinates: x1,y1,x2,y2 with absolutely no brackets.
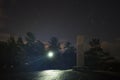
61,41,76,69
46,37,61,68
0,41,8,71
22,32,47,71
49,37,59,51
16,37,26,67
33,40,45,56
6,35,21,71
84,38,119,71
25,32,36,45
65,42,71,48
0,33,79,71
17,37,24,46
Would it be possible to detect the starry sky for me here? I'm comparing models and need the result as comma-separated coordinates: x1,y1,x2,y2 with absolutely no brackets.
0,0,120,43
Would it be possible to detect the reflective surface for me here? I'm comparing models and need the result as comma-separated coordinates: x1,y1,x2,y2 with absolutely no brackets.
1,70,120,80
1,70,81,80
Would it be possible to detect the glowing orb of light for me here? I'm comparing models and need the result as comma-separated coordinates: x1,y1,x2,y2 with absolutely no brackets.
47,51,54,58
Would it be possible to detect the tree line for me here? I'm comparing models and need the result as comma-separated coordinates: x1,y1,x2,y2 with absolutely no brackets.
0,32,76,72
84,38,120,72
0,32,120,72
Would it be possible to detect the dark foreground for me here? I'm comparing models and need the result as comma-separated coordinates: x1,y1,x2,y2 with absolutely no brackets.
1,70,120,80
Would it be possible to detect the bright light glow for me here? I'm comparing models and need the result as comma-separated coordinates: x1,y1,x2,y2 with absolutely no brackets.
36,70,64,80
48,51,54,58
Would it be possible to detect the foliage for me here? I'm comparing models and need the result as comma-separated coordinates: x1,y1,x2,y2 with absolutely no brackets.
25,32,36,44
84,38,120,72
49,37,59,50
0,32,76,71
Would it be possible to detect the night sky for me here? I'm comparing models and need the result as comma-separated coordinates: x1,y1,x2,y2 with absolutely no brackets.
0,0,120,43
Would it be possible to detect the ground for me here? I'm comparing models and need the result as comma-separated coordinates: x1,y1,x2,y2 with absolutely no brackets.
1,69,120,80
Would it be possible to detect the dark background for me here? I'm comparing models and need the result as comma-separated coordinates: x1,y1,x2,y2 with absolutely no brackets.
0,0,120,43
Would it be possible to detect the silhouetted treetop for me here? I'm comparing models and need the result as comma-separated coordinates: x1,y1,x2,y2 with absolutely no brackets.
49,37,59,50
89,38,101,48
17,37,24,46
25,32,36,44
